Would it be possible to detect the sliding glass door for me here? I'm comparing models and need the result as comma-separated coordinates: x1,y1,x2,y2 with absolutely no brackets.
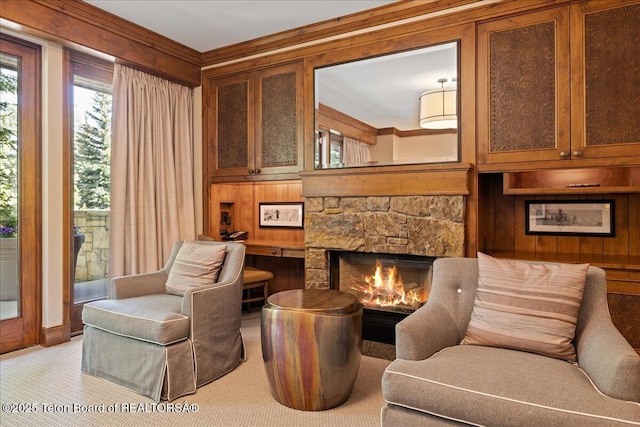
0,35,41,353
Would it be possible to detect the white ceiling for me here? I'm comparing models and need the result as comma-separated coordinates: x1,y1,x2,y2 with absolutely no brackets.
86,1,395,52
316,42,458,130
86,0,457,131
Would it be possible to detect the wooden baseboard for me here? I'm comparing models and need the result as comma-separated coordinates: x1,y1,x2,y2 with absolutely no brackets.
40,325,69,347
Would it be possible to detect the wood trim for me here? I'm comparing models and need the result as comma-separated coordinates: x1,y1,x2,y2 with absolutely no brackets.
200,0,480,66
300,164,472,197
37,0,200,64
2,0,585,87
316,103,377,145
377,127,457,137
0,0,200,86
502,167,640,195
69,50,113,84
0,33,43,353
62,48,73,343
40,325,66,347
201,0,584,73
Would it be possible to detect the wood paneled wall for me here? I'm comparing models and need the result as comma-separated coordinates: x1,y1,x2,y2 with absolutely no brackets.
479,174,640,259
208,181,304,244
479,173,640,350
208,181,305,296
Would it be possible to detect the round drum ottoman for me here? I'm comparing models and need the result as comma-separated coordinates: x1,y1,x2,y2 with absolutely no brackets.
261,289,362,411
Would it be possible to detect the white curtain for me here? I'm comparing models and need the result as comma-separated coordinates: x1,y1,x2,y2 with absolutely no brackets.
109,64,196,277
343,137,371,166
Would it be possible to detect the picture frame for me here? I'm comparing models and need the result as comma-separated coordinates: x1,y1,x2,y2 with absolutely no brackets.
525,200,615,237
259,202,304,229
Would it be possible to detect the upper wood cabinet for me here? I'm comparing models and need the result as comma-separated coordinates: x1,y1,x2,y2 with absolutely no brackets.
204,62,304,180
477,2,640,170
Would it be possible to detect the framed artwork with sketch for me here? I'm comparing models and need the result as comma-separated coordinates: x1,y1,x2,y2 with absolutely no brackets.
525,200,614,237
259,202,304,229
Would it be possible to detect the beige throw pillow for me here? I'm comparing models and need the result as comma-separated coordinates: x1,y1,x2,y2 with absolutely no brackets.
166,242,227,296
461,252,589,362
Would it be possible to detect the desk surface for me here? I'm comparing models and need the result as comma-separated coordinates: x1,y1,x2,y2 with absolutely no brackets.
243,240,305,258
266,289,359,314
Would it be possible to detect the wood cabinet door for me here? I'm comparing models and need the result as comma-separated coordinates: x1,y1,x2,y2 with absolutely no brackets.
254,62,304,176
208,72,254,177
477,7,571,165
570,1,640,161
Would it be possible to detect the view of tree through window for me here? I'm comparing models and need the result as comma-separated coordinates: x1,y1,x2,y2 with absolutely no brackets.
74,86,112,210
0,63,18,237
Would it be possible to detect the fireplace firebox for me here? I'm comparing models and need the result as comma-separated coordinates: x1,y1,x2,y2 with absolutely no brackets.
329,251,435,344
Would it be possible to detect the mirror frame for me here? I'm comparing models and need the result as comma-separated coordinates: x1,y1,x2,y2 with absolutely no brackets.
303,22,475,172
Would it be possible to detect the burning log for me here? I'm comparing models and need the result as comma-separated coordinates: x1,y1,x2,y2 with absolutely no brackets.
349,260,426,311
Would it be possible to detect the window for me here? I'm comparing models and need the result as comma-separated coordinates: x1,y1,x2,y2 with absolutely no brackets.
66,50,113,333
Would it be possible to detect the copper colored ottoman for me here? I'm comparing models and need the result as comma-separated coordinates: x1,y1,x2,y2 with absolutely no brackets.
261,289,362,410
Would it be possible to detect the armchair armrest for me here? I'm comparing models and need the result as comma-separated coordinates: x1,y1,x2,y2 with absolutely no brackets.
395,302,462,360
182,277,243,386
109,270,168,299
576,320,640,402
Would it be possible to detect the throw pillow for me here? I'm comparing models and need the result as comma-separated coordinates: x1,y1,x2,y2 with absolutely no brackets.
461,252,589,362
166,241,227,296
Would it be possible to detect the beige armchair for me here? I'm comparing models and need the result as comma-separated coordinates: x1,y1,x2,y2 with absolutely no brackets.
82,241,245,402
381,257,640,426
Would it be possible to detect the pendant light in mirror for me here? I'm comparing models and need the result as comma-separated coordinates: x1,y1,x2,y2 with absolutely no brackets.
419,78,457,129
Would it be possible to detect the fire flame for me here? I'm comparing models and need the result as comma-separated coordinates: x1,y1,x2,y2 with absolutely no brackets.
350,260,425,310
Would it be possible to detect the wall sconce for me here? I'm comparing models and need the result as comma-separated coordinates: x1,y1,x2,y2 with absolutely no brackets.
419,78,457,129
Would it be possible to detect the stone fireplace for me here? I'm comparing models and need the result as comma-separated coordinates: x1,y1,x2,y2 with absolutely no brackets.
303,195,466,343
330,250,434,313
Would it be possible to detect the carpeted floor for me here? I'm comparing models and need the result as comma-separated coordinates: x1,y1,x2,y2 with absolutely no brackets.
0,311,393,427
362,340,396,361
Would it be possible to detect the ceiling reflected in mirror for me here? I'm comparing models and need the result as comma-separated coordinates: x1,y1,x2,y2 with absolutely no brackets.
314,41,459,169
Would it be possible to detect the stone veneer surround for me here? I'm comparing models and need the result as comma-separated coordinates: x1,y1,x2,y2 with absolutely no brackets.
304,195,465,289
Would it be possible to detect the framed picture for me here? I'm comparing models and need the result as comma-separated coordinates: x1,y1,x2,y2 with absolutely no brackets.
259,202,304,229
525,200,615,237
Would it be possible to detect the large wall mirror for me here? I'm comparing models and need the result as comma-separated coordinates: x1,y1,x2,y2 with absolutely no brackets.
314,41,459,169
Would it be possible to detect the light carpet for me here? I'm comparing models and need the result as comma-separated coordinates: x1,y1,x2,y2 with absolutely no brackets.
0,311,392,427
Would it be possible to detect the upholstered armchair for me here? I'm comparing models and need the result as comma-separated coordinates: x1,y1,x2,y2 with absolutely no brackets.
82,241,245,402
382,255,640,426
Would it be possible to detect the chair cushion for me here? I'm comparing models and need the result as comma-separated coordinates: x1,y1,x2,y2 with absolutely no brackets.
461,252,588,361
82,294,189,345
383,345,640,426
243,266,274,284
166,241,227,296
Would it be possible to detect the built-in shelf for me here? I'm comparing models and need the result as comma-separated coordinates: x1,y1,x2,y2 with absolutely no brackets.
503,166,640,195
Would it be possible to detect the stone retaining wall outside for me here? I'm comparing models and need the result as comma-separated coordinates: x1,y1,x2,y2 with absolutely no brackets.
74,210,109,282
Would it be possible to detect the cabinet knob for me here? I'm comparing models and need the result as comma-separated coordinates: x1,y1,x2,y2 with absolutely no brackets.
559,151,569,159
255,168,261,174
573,150,583,158
248,168,254,174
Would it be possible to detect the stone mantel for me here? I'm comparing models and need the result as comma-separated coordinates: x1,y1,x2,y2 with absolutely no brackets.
300,163,472,197
301,163,470,289
304,195,466,289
